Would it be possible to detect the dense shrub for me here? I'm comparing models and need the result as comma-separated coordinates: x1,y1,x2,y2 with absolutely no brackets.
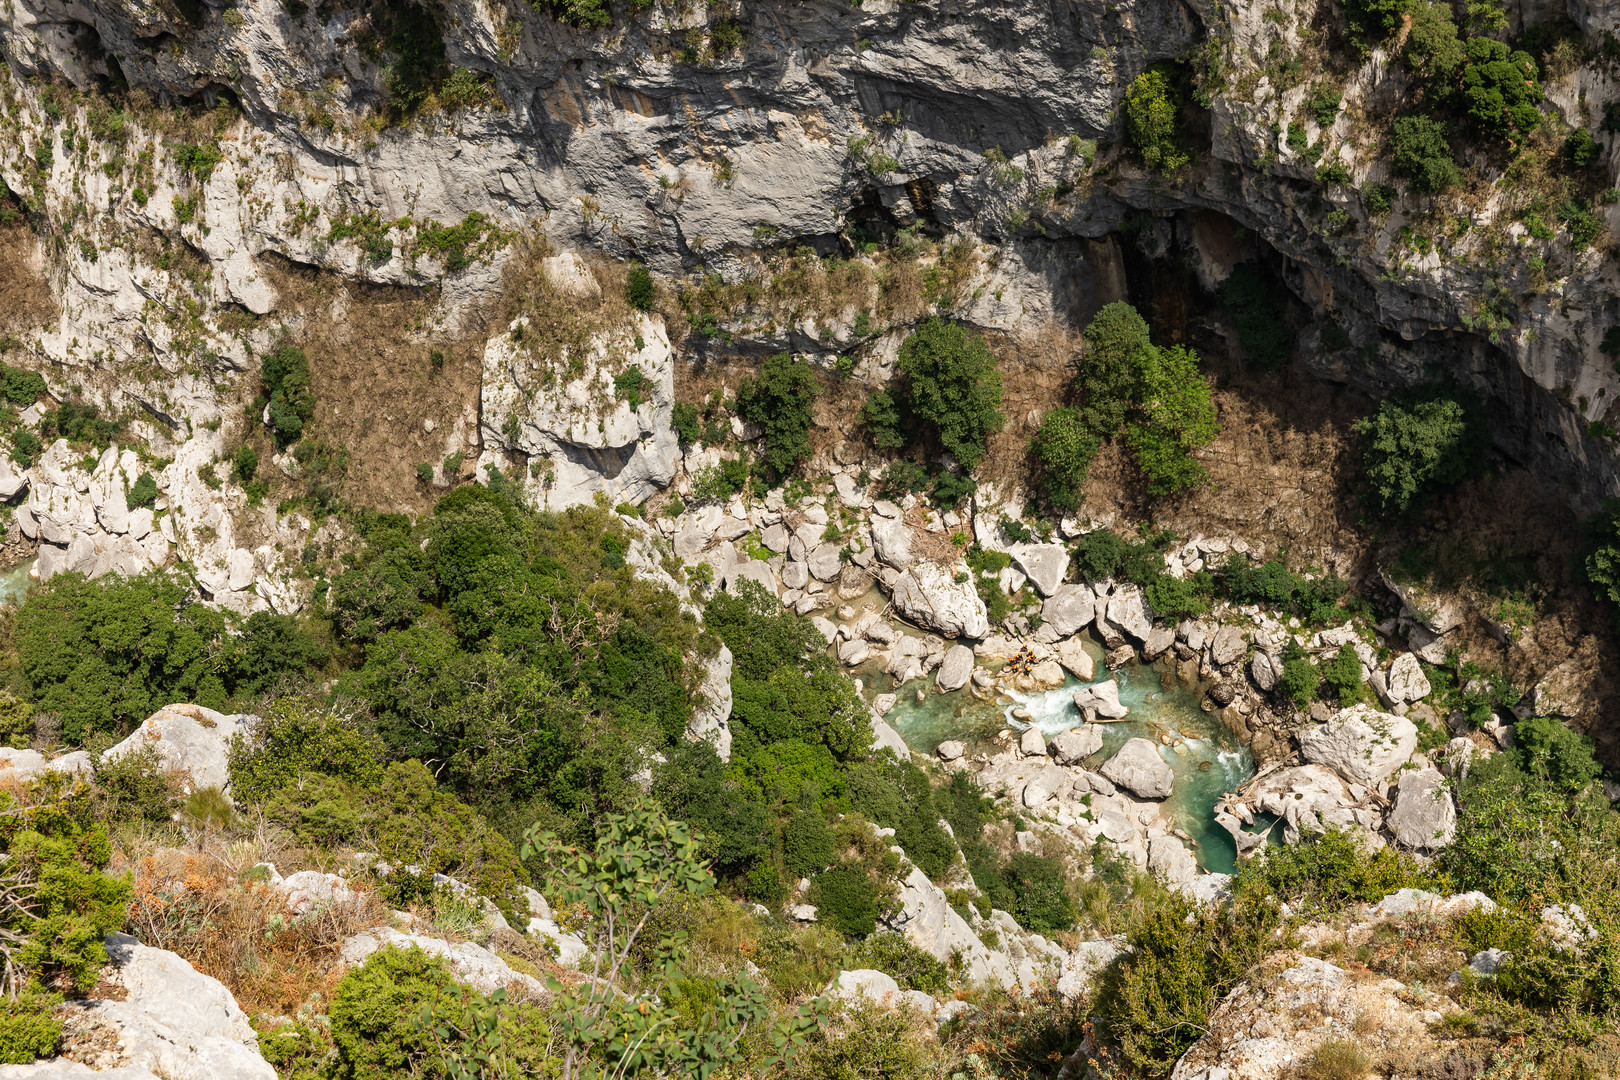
329,544,432,644
0,987,63,1064
126,472,158,509
1219,556,1347,623
811,866,880,938
1277,641,1321,707
1077,302,1151,437
1460,39,1543,144
326,946,457,1079
1144,571,1213,619
0,364,46,406
1124,67,1187,173
841,933,950,993
625,264,655,311
1240,828,1437,914
260,341,314,448
1403,0,1465,80
1221,263,1289,370
1003,852,1076,934
1391,116,1461,192
1029,406,1100,510
653,740,774,876
1355,386,1487,517
893,319,1004,471
1096,893,1280,1074
735,352,820,479
859,388,907,449
1343,0,1407,45
1320,642,1368,706
846,759,955,882
227,702,386,805
1070,528,1168,586
783,806,838,878
1124,343,1219,494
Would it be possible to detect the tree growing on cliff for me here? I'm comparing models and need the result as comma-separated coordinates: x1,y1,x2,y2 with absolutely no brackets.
1355,386,1487,517
1126,343,1220,495
1391,116,1461,193
893,319,1004,471
735,352,820,479
1124,67,1188,173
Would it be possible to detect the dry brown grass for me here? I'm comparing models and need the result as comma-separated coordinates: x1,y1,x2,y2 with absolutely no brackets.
0,218,57,337
124,847,385,1016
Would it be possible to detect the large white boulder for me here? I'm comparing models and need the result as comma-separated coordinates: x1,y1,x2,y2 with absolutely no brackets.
1008,544,1068,597
890,563,990,640
1298,704,1418,788
1099,738,1173,799
1073,678,1129,721
1049,725,1102,765
870,515,914,571
935,644,975,691
824,968,901,1005
101,705,257,794
1056,635,1095,680
1037,585,1095,640
1388,767,1456,851
1386,653,1432,703
31,933,276,1080
1105,587,1152,642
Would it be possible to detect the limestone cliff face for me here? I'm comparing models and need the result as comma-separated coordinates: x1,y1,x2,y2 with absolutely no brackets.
2,0,1620,605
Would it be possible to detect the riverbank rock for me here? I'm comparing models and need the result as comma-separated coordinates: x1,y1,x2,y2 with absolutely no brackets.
1009,544,1069,598
870,515,914,571
1168,952,1454,1080
1106,588,1152,642
891,564,990,640
1049,725,1102,765
1056,636,1095,680
1298,704,1419,788
1099,738,1173,799
1073,679,1129,721
38,933,275,1080
1036,585,1095,641
1388,767,1456,851
936,645,974,691
886,867,1014,988
1385,653,1432,703
101,704,256,795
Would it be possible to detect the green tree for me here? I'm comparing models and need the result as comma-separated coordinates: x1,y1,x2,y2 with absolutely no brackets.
522,801,821,1079
894,319,1004,471
1029,407,1100,511
1343,0,1408,46
859,388,907,449
1355,387,1486,517
1461,39,1543,144
1404,0,1466,81
261,341,315,449
1077,301,1152,436
735,353,820,479
1124,343,1218,494
625,264,655,312
1391,116,1461,193
1124,67,1187,173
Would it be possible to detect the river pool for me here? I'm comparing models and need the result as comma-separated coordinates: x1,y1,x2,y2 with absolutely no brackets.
0,558,35,607
877,649,1256,874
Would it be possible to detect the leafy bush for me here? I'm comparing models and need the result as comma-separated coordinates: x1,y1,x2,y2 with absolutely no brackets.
860,388,907,449
1321,642,1368,706
1219,556,1347,623
261,341,315,448
1278,641,1321,707
894,319,1004,471
1460,39,1543,144
625,264,655,311
1096,892,1280,1074
1221,263,1289,370
671,401,701,445
1124,343,1219,494
1343,0,1408,44
126,471,158,509
330,544,432,645
1029,407,1101,511
1391,116,1460,192
1070,528,1168,586
653,740,773,878
846,759,955,882
783,807,837,878
1565,127,1599,169
1003,852,1076,934
91,744,176,825
841,933,949,993
327,945,459,1079
227,702,385,805
1144,571,1213,619
1355,386,1487,517
0,986,63,1064
736,352,820,479
1078,302,1151,443
0,777,134,994
1558,197,1603,251
1403,0,1465,80
811,866,881,938
1240,828,1437,915
0,364,46,406
1124,66,1187,173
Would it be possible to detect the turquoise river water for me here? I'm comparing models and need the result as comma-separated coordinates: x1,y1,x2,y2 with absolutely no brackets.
0,558,35,607
876,646,1254,874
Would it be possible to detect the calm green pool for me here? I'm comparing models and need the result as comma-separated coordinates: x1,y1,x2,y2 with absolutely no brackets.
0,558,35,607
880,652,1255,874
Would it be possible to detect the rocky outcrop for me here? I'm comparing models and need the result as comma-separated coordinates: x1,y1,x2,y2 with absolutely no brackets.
890,563,990,640
1073,678,1129,721
29,934,276,1080
689,644,735,762
1297,704,1419,788
481,311,677,509
340,927,546,994
101,704,255,794
1168,952,1457,1080
1388,767,1457,852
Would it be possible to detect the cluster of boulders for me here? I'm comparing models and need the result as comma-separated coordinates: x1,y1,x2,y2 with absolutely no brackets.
20,441,172,585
